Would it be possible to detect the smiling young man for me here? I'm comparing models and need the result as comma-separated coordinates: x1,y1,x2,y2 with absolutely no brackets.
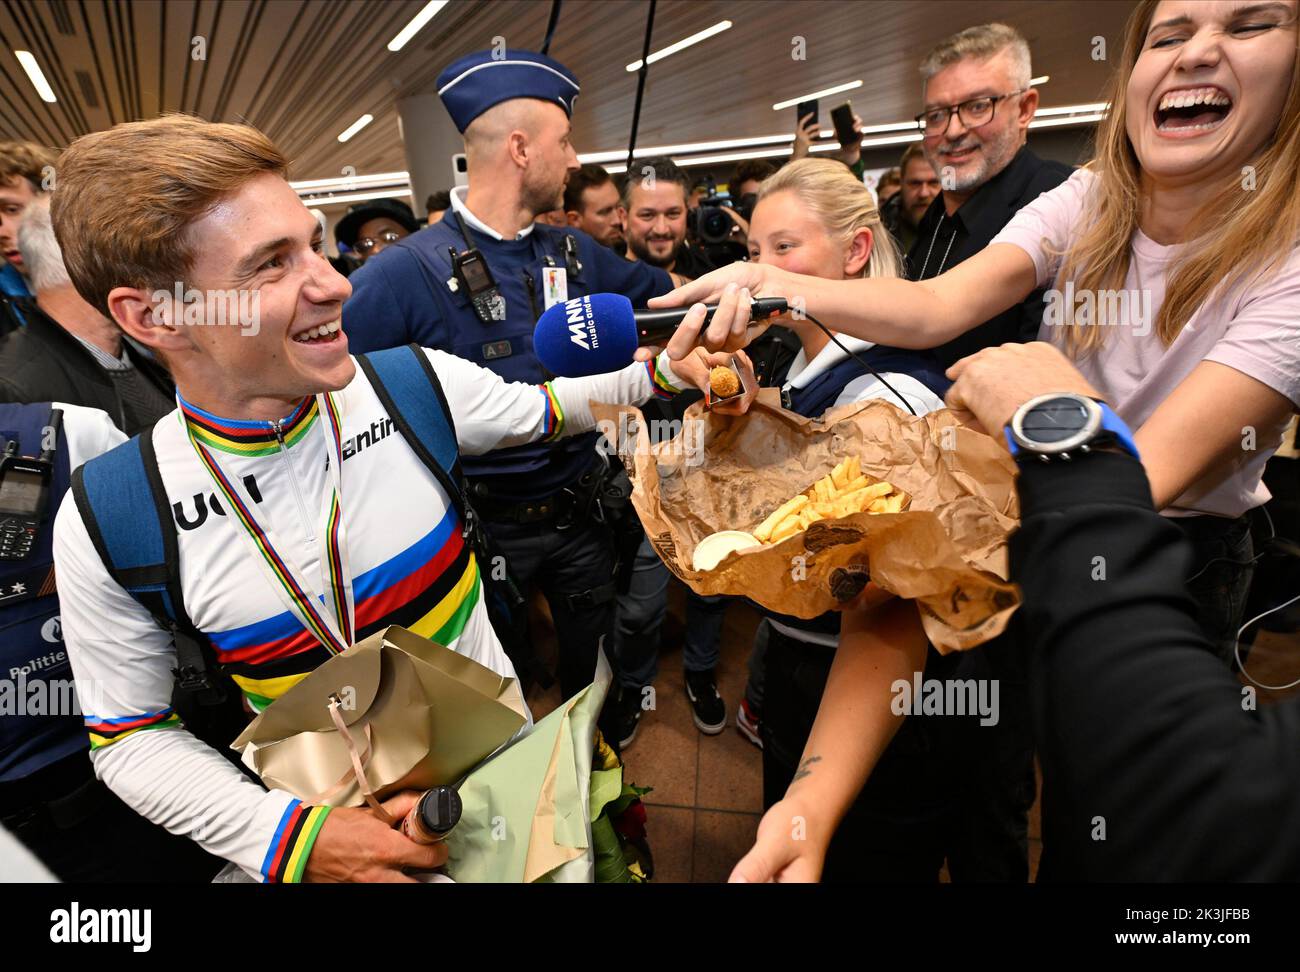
48,114,708,883
909,23,1072,366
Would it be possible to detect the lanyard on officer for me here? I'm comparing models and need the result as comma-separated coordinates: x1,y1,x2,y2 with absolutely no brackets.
178,392,356,656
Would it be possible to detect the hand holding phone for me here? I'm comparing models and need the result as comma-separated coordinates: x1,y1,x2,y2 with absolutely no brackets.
831,101,857,147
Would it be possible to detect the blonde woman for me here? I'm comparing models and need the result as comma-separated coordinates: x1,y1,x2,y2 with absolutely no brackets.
659,0,1300,666
723,158,982,884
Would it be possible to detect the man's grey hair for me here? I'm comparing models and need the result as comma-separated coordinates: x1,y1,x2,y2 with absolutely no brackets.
16,194,71,292
919,23,1032,94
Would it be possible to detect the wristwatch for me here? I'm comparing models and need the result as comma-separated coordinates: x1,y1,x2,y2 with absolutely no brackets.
1004,392,1140,462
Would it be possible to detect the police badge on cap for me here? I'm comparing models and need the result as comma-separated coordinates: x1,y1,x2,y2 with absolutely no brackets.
436,48,581,133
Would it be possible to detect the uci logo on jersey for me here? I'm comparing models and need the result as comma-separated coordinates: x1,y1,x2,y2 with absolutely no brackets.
173,474,264,531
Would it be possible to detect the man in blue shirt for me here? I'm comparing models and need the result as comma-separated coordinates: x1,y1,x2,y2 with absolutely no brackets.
343,50,681,711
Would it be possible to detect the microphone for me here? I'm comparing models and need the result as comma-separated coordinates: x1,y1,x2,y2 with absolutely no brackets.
533,293,789,378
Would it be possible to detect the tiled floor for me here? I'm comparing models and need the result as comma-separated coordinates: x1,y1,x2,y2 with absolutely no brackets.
525,578,1300,883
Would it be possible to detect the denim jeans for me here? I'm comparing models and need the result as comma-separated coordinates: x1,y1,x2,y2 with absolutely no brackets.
611,534,725,688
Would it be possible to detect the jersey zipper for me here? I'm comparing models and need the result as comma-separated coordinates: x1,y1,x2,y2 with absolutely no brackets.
273,417,316,543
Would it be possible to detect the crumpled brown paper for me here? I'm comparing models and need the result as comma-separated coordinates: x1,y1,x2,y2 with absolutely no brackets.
593,391,1021,652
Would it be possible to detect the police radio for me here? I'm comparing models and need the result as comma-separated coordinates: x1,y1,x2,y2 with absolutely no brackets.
0,406,60,562
448,245,505,325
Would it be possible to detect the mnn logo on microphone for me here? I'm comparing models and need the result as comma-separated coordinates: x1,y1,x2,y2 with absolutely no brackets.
565,296,599,350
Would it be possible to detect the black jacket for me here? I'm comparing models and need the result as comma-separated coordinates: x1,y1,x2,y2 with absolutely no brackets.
1013,452,1300,880
907,146,1072,367
0,304,174,434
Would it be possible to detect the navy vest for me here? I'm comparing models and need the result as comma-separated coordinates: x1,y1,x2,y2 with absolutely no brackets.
784,344,952,417
767,345,952,640
0,403,79,781
349,217,607,501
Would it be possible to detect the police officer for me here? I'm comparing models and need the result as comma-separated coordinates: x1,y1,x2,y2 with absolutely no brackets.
0,401,219,881
342,50,682,703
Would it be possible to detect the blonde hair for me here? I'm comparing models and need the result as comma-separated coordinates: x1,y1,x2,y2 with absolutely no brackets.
757,158,901,279
919,23,1032,92
50,114,288,318
1059,0,1300,356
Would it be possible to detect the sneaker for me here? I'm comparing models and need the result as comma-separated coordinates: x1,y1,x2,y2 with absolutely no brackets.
736,698,763,749
612,684,644,750
684,669,726,735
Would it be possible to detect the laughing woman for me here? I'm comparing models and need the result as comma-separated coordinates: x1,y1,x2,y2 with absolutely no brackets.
657,0,1300,665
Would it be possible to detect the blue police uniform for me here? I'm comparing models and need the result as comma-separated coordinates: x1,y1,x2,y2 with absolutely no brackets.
342,49,674,700
0,403,218,880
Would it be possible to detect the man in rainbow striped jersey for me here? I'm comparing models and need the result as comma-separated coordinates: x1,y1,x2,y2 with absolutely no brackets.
48,115,713,883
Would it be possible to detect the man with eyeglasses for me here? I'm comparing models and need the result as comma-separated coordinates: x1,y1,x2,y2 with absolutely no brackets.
910,22,1072,368
333,198,421,265
824,22,1073,886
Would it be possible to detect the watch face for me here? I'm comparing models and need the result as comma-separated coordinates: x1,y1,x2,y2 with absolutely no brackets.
1022,397,1091,443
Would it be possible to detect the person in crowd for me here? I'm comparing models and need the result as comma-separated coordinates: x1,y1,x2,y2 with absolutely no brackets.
792,108,866,176
720,19,1071,882
732,158,958,880
0,196,174,435
881,144,941,254
624,156,723,279
333,198,421,265
0,141,57,336
340,50,690,713
730,159,776,202
49,113,720,883
659,0,1300,671
535,207,569,227
907,23,1072,366
742,339,1300,881
875,166,902,204
563,163,626,250
0,400,221,882
425,190,451,225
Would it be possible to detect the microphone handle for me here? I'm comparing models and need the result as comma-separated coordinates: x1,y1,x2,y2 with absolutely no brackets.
633,297,788,347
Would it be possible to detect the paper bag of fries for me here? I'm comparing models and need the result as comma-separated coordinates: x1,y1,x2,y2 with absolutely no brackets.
592,392,1021,652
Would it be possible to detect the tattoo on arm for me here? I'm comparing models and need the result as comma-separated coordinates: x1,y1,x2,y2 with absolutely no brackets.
791,755,822,783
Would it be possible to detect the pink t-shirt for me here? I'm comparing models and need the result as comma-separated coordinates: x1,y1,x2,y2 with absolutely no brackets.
991,167,1300,518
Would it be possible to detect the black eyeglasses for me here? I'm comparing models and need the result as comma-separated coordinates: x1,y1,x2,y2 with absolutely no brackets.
354,230,403,255
915,90,1025,134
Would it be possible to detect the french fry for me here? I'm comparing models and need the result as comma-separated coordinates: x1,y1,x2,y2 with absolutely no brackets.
751,459,903,547
754,494,809,542
770,515,803,543
878,493,906,514
830,460,848,490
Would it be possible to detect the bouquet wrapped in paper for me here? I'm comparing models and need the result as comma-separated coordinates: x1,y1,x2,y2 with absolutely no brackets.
232,626,527,807
593,392,1021,652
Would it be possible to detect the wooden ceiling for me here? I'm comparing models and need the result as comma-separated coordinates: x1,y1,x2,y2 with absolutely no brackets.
0,0,1138,181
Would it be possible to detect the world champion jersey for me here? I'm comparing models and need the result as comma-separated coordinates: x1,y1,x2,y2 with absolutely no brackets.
53,347,682,881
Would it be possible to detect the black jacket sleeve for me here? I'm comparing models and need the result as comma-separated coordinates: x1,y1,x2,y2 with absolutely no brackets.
1011,452,1300,881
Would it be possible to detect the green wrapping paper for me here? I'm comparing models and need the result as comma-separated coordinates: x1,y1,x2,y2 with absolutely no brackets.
443,651,612,882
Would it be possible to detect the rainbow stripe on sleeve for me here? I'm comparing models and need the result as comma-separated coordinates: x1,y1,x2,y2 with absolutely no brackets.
538,383,566,440
645,357,679,399
262,800,332,883
85,707,183,750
